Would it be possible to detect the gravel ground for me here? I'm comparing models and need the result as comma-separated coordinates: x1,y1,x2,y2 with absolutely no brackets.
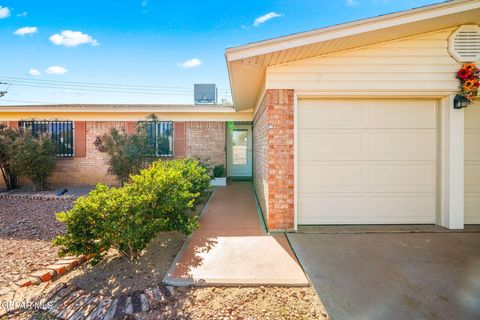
72,231,186,297
0,195,329,319
0,198,73,289
138,286,329,320
3,285,328,320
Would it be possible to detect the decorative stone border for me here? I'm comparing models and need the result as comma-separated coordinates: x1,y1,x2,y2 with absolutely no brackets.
0,193,77,201
9,282,172,319
16,255,90,288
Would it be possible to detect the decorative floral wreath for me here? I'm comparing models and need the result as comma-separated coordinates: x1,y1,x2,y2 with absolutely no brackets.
457,63,479,105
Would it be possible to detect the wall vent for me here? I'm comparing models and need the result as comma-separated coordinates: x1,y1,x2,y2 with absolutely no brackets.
448,25,480,63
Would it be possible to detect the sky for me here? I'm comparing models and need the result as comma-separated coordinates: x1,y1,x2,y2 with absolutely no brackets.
0,0,445,105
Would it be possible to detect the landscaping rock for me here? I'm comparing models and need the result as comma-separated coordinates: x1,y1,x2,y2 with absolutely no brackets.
0,198,73,289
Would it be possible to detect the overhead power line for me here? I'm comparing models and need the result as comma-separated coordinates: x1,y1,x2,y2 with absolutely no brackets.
0,76,232,93
0,98,53,104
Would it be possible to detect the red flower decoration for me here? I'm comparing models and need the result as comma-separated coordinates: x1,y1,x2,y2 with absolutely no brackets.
456,63,479,106
458,68,471,80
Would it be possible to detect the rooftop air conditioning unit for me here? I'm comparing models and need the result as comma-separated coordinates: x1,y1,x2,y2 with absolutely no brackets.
194,84,217,105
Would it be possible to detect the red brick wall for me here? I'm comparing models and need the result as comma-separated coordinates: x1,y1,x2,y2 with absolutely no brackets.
1,120,226,188
50,121,125,186
253,96,269,220
186,121,226,167
253,89,295,231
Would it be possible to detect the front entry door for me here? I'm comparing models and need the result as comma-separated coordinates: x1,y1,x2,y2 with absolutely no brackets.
227,124,252,177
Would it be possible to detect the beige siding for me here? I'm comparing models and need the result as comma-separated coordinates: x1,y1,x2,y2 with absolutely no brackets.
465,101,480,224
266,29,460,93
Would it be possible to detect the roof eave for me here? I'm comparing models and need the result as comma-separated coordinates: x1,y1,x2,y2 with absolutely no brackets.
225,0,479,62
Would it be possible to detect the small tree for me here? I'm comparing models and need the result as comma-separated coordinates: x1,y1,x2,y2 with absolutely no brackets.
94,123,155,186
0,124,19,190
13,130,57,191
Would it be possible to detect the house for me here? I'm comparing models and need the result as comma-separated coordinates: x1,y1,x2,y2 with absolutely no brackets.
1,0,479,231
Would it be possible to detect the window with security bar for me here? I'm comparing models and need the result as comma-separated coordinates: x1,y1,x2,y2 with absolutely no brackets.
19,120,74,157
144,121,174,157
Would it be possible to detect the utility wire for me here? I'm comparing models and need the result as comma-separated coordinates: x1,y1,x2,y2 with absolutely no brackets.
10,83,197,95
8,83,233,97
0,76,232,92
0,98,54,104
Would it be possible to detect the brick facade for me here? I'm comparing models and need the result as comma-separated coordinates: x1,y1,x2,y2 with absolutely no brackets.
253,96,269,220
253,89,295,231
50,121,125,186
186,121,226,167
1,120,226,188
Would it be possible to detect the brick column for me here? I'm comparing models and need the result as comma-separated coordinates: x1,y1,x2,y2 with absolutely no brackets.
266,89,295,231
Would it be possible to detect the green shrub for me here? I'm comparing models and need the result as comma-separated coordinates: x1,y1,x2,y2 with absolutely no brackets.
0,124,20,190
53,158,211,263
161,158,212,205
213,164,225,178
13,130,57,191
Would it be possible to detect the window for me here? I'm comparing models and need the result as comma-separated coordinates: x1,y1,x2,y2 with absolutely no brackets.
232,129,248,165
19,120,74,157
145,121,174,157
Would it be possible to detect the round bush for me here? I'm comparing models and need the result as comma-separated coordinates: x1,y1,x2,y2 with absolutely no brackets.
53,158,211,263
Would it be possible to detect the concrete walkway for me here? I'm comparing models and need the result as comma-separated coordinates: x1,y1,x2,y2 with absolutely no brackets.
163,182,308,286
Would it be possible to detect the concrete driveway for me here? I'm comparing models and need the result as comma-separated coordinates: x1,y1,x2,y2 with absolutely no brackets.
287,232,480,320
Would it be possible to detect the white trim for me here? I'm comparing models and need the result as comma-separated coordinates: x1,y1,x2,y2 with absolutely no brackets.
293,92,298,231
0,105,238,113
226,1,480,61
295,90,457,98
439,95,465,229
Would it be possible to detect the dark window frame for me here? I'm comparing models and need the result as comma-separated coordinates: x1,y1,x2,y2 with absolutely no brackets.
19,120,75,157
144,121,174,157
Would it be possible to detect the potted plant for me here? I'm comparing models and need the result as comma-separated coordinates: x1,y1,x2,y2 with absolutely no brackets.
211,164,227,187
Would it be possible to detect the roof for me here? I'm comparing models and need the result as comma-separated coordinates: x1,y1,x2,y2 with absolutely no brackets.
225,0,480,111
0,104,237,113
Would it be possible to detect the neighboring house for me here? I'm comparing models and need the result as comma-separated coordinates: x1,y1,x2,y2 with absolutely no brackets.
1,0,479,231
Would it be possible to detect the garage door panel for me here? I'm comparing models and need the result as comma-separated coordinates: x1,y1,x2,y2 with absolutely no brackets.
367,195,435,223
299,130,364,160
465,196,480,224
465,106,480,129
299,163,364,193
367,130,436,160
298,99,437,225
368,164,436,193
465,163,480,193
298,195,366,224
299,100,365,129
298,194,435,224
465,132,480,161
367,100,437,128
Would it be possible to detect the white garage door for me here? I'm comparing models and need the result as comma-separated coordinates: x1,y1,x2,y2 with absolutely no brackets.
465,102,480,224
298,99,437,225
